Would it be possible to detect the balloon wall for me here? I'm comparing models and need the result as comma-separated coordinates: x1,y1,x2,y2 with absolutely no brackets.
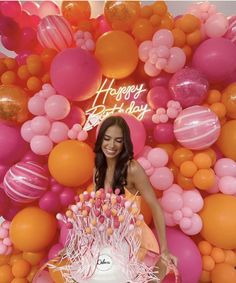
0,1,236,283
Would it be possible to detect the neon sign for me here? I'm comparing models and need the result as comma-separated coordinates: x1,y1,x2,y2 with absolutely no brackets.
83,79,150,131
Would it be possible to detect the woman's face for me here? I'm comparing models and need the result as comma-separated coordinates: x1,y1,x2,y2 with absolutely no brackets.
102,125,124,159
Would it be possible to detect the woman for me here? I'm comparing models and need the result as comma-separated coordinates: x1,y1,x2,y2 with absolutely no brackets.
94,115,177,281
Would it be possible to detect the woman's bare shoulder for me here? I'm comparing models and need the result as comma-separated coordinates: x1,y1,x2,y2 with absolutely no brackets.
127,159,144,176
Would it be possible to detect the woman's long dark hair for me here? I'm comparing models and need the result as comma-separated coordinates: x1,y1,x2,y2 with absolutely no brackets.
94,116,134,194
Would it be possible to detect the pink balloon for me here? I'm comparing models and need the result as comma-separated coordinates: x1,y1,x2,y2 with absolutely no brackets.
218,176,236,195
214,158,236,177
164,184,183,195
164,211,176,226
0,123,28,165
37,15,73,51
147,148,169,168
96,15,111,37
152,29,174,48
48,243,63,260
60,187,75,207
51,47,102,101
21,150,47,164
28,95,46,116
182,214,203,236
144,61,161,77
153,122,175,144
117,113,146,157
149,72,172,88
44,95,71,120
0,1,22,18
169,67,209,108
179,217,192,230
0,189,10,215
39,191,61,213
62,105,86,128
174,106,220,150
205,13,229,38
34,270,54,283
38,1,60,18
161,191,183,213
192,38,236,83
30,135,53,155
150,167,174,190
21,121,35,142
49,121,69,143
147,86,171,109
163,228,202,283
139,40,152,62
31,116,51,135
225,15,236,43
164,47,186,73
22,1,39,16
182,191,204,212
59,223,69,246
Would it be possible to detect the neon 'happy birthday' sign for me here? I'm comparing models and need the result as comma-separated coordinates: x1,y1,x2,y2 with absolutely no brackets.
83,78,150,131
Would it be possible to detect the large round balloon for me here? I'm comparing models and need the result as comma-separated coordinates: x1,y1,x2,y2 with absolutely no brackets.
192,38,236,83
211,263,236,283
95,31,139,79
0,123,28,165
217,120,236,161
9,207,57,252
48,140,94,187
174,106,221,150
50,47,102,101
0,85,30,124
169,67,209,108
200,194,236,249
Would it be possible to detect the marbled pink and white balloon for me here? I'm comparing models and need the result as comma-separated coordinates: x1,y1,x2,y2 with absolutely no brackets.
174,106,220,150
3,161,49,203
37,15,74,51
225,16,236,43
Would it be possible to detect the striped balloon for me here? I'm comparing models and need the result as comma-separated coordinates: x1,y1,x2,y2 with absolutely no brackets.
3,161,49,204
37,15,74,51
174,106,221,150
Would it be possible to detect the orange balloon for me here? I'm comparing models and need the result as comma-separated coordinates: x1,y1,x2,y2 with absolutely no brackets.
26,55,43,76
104,1,141,31
17,65,31,81
95,31,139,79
0,264,14,283
172,147,194,167
12,259,31,278
10,207,57,252
132,18,154,41
180,160,198,177
61,1,91,26
200,270,211,283
210,102,226,119
172,28,186,47
211,263,236,283
156,143,175,158
224,250,236,266
152,1,168,16
222,82,236,119
193,168,215,190
1,70,17,84
200,194,236,249
48,259,68,283
193,153,212,169
202,255,215,271
198,240,213,256
4,58,17,70
207,89,221,104
217,120,236,161
211,247,225,263
11,278,29,283
186,29,202,46
0,85,30,124
175,14,201,33
48,140,94,187
22,251,46,266
0,254,10,266
176,173,195,190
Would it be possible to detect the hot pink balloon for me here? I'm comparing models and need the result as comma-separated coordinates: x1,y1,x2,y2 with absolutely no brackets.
3,161,49,203
0,1,22,18
150,167,174,190
60,187,76,207
44,95,71,120
147,86,171,109
174,106,221,150
30,135,53,155
152,29,174,48
153,122,175,144
214,158,236,177
37,15,73,51
62,105,86,128
50,47,102,101
205,13,228,38
192,37,236,83
169,67,209,108
39,191,61,214
225,15,236,43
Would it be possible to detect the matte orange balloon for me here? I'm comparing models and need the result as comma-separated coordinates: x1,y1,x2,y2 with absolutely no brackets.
200,194,236,249
193,153,212,169
48,140,94,187
0,85,30,124
0,264,14,283
222,82,236,119
193,168,215,190
61,1,91,26
104,1,141,31
172,147,194,167
211,263,236,283
49,259,68,283
10,207,57,252
217,120,236,161
95,31,139,79
22,250,46,266
12,259,31,277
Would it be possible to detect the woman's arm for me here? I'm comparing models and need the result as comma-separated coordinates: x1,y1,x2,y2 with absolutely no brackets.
129,160,168,254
